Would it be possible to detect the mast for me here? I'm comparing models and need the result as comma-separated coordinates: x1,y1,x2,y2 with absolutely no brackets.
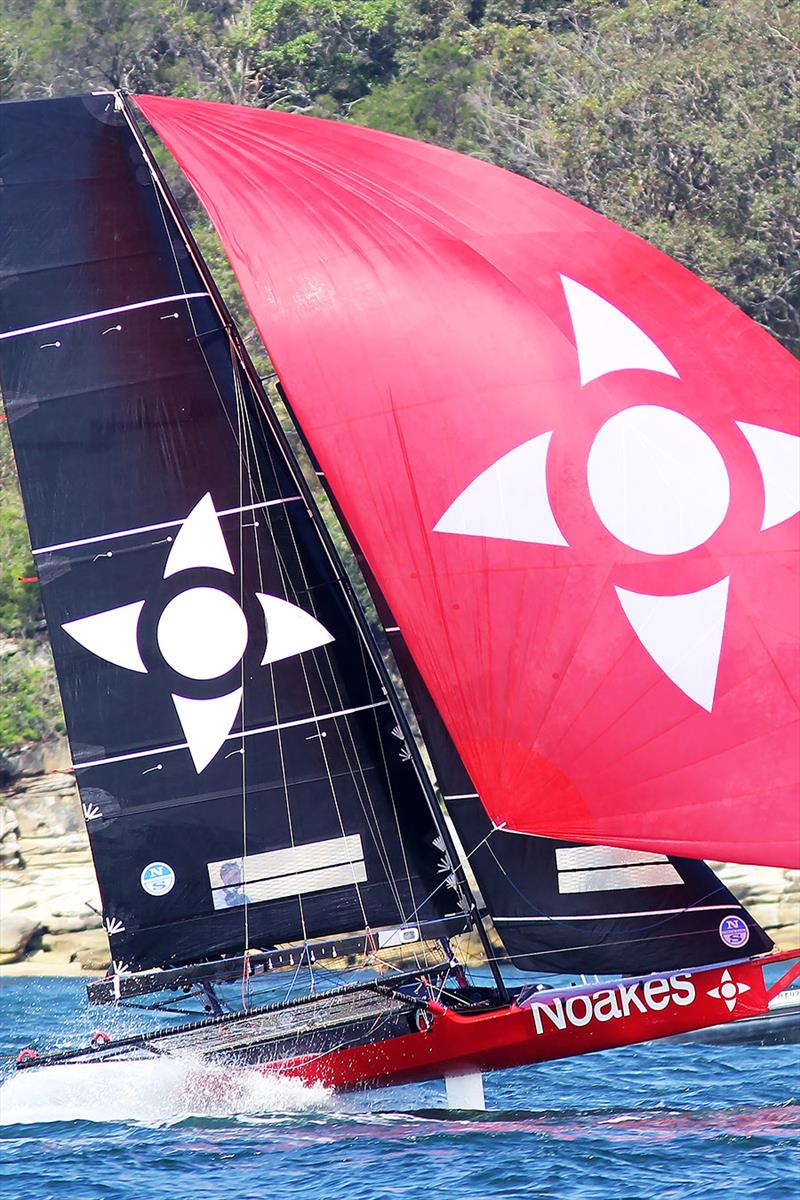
116,91,509,999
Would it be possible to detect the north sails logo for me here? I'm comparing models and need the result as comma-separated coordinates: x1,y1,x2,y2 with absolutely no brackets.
435,276,800,711
62,493,334,771
529,974,696,1035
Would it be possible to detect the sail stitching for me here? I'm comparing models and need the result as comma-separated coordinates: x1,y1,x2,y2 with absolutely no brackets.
72,702,390,769
31,498,301,557
494,906,736,922
0,292,208,341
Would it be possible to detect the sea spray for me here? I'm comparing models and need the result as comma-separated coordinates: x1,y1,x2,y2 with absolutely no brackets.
0,1056,331,1126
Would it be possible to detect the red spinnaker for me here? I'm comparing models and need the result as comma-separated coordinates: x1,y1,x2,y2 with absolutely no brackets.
136,95,800,868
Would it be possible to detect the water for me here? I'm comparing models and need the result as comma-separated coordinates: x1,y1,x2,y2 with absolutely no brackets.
1,977,798,1200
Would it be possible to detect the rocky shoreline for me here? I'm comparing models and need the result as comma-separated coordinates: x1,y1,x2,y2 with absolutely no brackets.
1,740,106,975
2,739,798,977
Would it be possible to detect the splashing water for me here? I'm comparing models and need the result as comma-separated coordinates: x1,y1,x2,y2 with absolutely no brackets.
0,1056,331,1126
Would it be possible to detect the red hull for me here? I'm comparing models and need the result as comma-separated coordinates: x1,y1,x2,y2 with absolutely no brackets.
268,951,800,1092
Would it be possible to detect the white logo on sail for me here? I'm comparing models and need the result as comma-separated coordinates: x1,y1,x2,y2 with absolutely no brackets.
62,494,334,772
435,278,800,710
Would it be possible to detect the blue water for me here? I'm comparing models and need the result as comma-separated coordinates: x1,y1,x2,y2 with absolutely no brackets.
1,976,798,1200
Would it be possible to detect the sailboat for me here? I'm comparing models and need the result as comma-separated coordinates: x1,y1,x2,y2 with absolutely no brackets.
1,92,798,1102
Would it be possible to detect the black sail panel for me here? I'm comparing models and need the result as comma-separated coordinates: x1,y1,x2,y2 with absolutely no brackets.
450,798,772,974
0,95,456,971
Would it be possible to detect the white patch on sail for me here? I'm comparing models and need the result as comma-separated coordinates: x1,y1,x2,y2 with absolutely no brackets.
555,845,671,870
560,276,679,385
555,845,681,892
558,864,682,893
615,578,730,711
208,835,365,909
172,688,243,773
433,432,569,546
62,600,147,673
257,593,334,664
164,492,234,577
736,421,800,531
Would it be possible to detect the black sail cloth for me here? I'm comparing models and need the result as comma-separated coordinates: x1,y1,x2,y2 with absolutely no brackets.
0,95,456,971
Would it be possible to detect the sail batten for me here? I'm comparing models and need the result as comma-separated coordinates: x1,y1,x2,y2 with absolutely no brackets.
135,93,799,869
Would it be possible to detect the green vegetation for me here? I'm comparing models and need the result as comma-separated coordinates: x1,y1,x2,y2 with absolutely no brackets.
0,0,797,752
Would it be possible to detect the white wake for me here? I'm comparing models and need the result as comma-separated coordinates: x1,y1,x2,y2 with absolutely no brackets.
0,1056,331,1125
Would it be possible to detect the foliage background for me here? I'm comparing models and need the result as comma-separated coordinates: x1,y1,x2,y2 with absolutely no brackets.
0,0,797,750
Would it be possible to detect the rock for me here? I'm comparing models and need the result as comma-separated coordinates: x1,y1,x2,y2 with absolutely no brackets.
13,775,82,839
0,805,23,868
45,909,103,934
7,737,72,780
0,752,18,787
0,911,42,964
73,930,111,971
9,744,46,778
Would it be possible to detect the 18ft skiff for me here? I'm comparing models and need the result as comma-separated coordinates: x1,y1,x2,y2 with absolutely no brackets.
1,92,798,1099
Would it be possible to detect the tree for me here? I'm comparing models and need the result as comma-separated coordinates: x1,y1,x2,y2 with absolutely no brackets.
463,0,800,352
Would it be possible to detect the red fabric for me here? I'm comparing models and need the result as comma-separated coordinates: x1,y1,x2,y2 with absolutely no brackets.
136,95,799,867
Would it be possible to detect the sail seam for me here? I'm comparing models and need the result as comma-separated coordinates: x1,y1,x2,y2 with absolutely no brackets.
0,292,208,340
73,702,390,769
32,498,302,555
494,905,735,921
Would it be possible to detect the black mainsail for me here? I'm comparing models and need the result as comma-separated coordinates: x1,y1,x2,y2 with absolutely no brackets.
0,95,463,972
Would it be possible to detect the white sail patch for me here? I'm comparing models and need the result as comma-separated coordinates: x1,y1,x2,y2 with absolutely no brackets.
555,844,681,893
62,600,147,673
172,688,243,773
208,835,365,909
736,421,800,531
615,578,730,711
560,275,679,386
163,492,234,577
433,432,569,546
257,593,334,664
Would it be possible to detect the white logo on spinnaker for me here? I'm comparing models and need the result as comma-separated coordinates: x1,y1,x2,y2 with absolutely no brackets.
434,278,800,711
61,494,334,772
528,974,696,1035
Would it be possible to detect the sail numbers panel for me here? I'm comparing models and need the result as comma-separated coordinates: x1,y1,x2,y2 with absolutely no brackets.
0,96,454,970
